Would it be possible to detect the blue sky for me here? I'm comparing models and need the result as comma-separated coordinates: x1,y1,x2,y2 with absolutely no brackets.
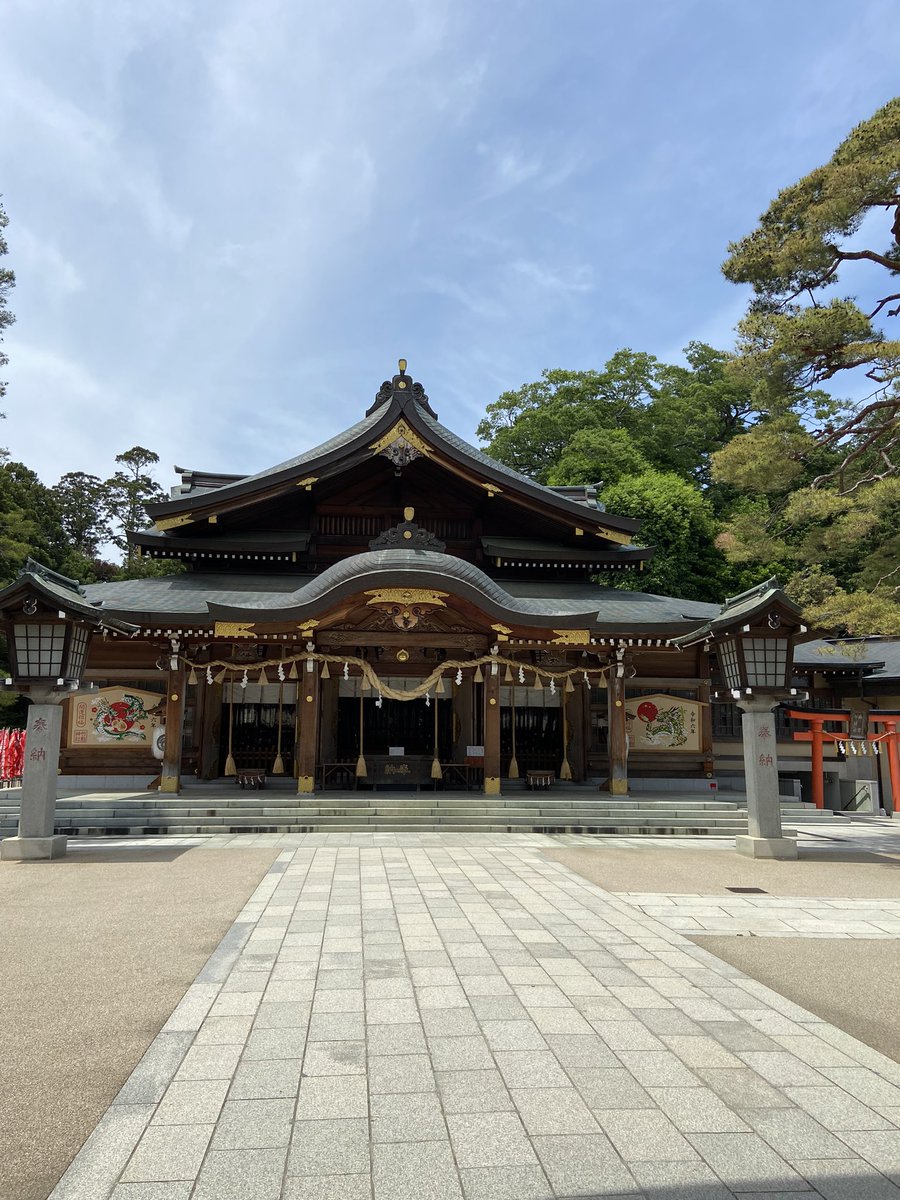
1,0,898,490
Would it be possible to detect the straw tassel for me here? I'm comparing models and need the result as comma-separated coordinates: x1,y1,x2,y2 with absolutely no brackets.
508,684,519,779
224,672,237,776
504,663,513,683
435,674,445,695
565,675,575,693
288,660,298,680
355,692,367,778
258,666,269,686
532,671,543,691
320,660,331,679
187,666,197,686
559,690,573,780
214,667,227,684
474,664,484,683
431,694,442,780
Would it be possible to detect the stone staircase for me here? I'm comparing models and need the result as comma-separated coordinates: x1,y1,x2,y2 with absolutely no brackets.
0,784,849,837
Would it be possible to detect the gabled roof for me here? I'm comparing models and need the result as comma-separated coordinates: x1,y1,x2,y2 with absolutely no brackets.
144,364,640,545
86,551,718,634
796,637,900,683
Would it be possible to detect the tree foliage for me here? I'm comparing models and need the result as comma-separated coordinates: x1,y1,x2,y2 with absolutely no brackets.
723,97,900,490
103,446,166,563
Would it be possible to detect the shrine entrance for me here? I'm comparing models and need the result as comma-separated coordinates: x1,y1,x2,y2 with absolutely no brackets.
217,698,297,776
336,696,453,760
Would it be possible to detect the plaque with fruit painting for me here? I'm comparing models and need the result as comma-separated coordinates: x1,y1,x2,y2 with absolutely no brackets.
624,694,702,752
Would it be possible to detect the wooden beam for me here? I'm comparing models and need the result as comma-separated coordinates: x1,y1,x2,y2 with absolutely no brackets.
483,666,501,795
297,660,320,795
159,664,186,794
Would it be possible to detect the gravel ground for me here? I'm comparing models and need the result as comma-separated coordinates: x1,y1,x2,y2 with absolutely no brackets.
544,842,900,899
0,845,277,1200
689,935,900,1064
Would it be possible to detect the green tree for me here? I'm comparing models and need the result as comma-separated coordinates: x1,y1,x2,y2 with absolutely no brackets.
54,471,111,560
0,461,70,583
596,471,734,602
722,97,900,484
104,446,166,563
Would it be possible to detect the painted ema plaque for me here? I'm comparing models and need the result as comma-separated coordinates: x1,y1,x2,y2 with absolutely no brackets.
624,693,702,753
68,686,163,749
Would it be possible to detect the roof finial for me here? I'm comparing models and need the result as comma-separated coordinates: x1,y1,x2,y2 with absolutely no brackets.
398,358,407,375
366,358,438,420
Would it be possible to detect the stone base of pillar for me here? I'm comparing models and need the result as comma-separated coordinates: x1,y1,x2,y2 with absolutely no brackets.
159,777,180,795
297,776,316,795
609,779,628,795
1,834,68,861
735,834,798,860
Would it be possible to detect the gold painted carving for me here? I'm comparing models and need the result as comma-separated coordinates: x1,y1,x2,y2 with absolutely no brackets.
396,648,410,662
155,513,193,531
369,421,433,457
295,476,318,491
365,588,448,608
481,482,502,498
491,623,512,635
297,620,320,633
208,514,218,524
214,621,257,639
550,629,591,645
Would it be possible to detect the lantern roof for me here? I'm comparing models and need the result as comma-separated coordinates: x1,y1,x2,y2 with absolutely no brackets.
671,578,806,649
0,560,138,635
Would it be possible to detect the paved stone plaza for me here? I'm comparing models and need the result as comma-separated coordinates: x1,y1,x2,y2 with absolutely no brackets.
44,827,900,1200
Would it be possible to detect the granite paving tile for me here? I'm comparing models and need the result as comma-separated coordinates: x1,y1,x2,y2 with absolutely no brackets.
190,1146,288,1200
512,1086,601,1136
287,1116,370,1174
630,1159,735,1199
597,1108,700,1161
531,1132,639,1196
120,1124,213,1183
295,1074,369,1120
229,1058,303,1100
371,1090,448,1141
368,1052,437,1093
688,1132,808,1192
152,1080,230,1126
436,1068,515,1114
372,1140,463,1200
457,1165,553,1200
793,1158,900,1199
282,1174,372,1199
446,1111,538,1168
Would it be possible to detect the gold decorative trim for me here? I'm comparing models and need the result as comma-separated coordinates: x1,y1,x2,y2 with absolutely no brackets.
295,476,318,491
369,421,433,457
491,623,512,635
297,775,315,794
595,526,632,546
575,527,584,537
365,588,448,608
481,482,502,498
297,619,320,632
208,514,218,524
155,513,193,531
214,621,257,638
550,629,591,645
484,776,501,795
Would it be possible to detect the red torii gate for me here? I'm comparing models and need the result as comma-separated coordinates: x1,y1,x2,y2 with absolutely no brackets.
788,707,900,812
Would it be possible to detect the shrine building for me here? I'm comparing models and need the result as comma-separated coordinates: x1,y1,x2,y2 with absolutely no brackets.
58,361,812,797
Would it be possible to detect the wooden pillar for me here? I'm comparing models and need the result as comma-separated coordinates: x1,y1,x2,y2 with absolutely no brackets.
884,720,900,813
483,665,501,795
319,678,338,763
606,669,628,795
297,659,320,794
160,665,186,794
810,718,825,810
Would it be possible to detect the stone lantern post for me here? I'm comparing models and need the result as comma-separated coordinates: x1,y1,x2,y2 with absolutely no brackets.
675,579,811,860
0,561,136,860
